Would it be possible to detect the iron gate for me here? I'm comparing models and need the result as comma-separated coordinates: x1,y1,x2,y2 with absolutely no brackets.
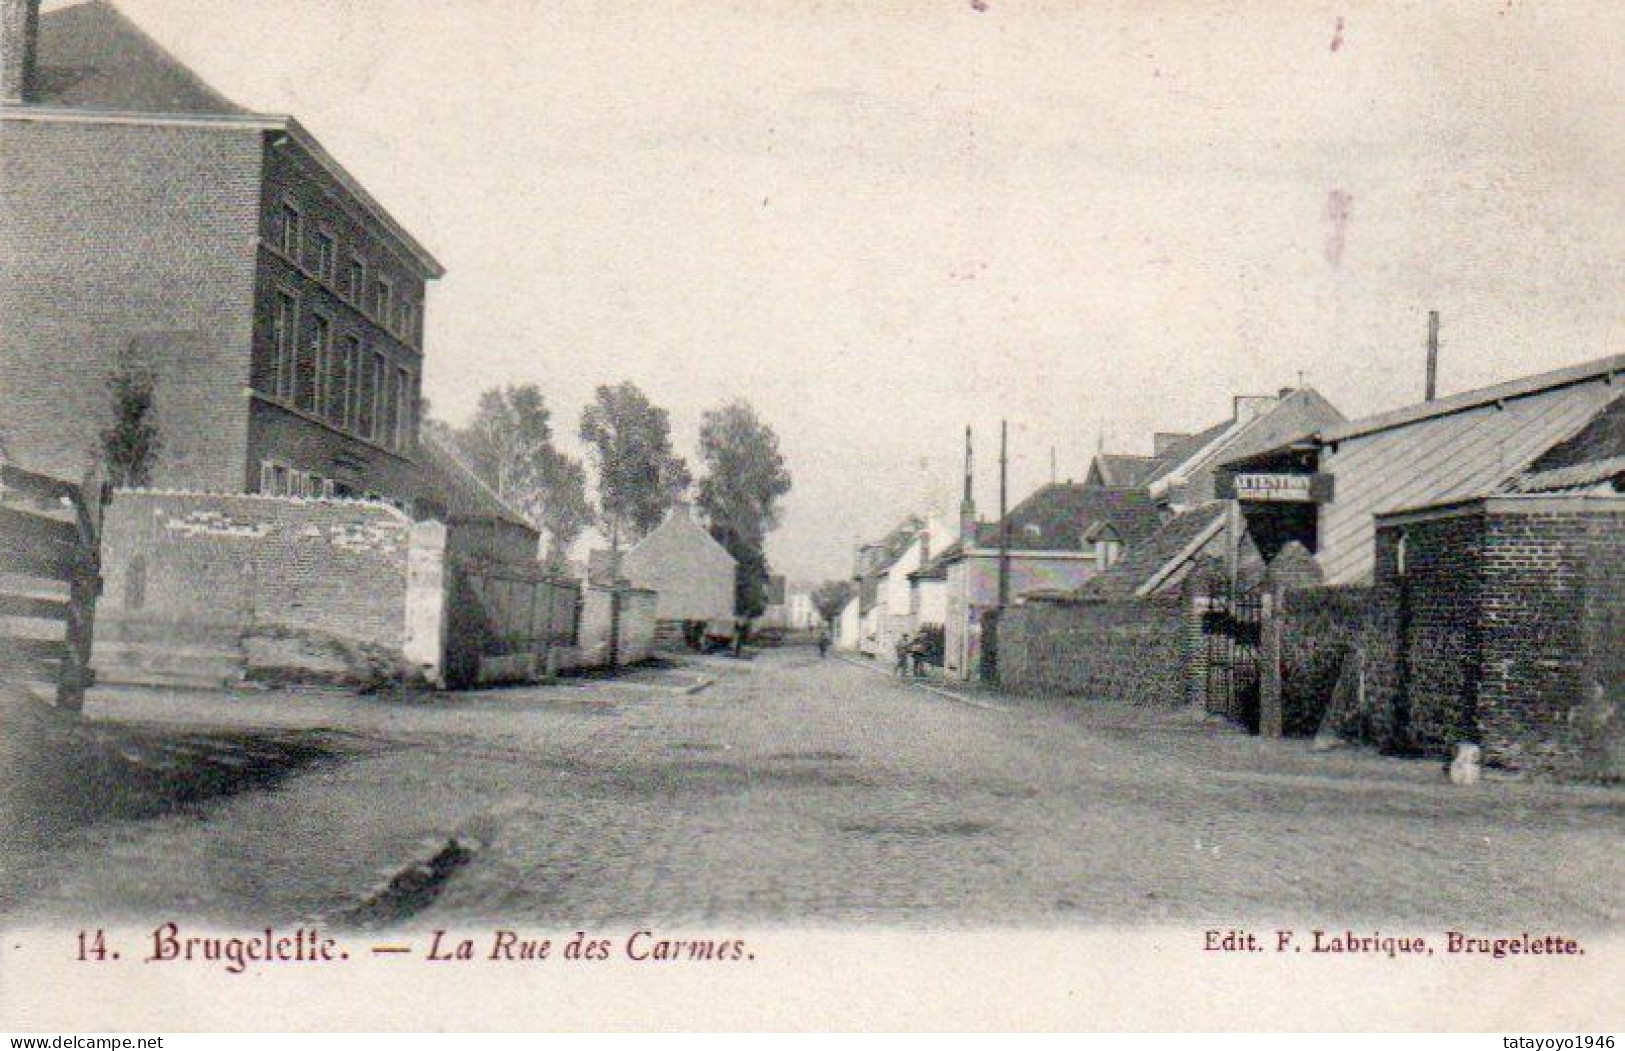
1202,578,1263,732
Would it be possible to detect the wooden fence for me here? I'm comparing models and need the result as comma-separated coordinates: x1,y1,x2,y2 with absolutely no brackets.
0,464,107,710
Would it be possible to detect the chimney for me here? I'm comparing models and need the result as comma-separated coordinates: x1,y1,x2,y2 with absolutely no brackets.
1425,310,1440,402
959,425,977,545
1,0,40,105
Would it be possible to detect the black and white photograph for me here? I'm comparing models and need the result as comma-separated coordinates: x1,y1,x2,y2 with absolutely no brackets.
0,0,1619,1035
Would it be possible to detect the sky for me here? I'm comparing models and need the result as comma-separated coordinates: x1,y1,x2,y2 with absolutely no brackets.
98,0,1622,581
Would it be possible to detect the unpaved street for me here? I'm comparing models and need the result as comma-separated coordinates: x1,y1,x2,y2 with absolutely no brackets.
5,647,1621,928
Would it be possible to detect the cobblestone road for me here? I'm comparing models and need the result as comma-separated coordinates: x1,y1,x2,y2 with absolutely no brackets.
8,647,1622,929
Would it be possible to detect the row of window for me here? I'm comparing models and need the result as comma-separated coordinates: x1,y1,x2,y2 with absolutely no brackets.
277,200,423,347
270,290,417,453
257,459,413,515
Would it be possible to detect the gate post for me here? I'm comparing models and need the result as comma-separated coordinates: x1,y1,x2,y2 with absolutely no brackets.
1259,589,1284,737
58,476,108,712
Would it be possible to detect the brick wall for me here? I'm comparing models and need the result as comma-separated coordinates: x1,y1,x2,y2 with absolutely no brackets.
0,118,261,489
997,594,1188,705
1374,507,1485,756
1580,511,1625,779
100,489,414,651
245,136,429,504
1372,498,1624,780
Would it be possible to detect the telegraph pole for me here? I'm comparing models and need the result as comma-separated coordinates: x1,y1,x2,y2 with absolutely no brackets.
1425,310,1440,402
997,419,1010,609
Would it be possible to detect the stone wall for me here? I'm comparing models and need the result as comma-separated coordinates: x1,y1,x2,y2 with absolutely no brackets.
996,594,1188,705
578,585,658,668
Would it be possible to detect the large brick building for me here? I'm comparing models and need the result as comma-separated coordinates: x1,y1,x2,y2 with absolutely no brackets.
0,0,443,504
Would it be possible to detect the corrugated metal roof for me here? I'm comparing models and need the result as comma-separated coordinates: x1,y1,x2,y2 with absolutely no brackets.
1318,375,1620,583
1322,353,1623,443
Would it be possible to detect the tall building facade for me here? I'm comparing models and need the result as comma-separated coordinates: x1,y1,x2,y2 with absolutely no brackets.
0,0,443,503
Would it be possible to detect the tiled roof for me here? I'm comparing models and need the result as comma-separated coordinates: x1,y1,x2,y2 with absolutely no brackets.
994,483,1161,552
34,1,250,115
414,433,537,533
1077,502,1228,598
1141,417,1237,488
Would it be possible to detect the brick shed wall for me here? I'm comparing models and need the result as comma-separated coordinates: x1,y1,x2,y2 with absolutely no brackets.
1373,497,1624,780
1477,504,1624,779
1580,510,1625,779
0,118,261,490
99,489,413,651
997,595,1187,705
1373,507,1485,757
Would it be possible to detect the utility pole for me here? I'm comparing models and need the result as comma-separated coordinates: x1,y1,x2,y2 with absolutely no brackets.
1425,310,1440,402
997,419,1010,609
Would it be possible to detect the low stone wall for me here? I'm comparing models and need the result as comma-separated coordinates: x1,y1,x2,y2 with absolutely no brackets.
577,585,658,668
997,594,1187,705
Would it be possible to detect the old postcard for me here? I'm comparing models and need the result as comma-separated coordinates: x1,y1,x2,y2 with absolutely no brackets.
0,0,1619,1034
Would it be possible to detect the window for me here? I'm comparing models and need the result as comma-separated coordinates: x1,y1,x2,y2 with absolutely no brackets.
1395,532,1409,578
395,366,413,450
344,256,366,304
312,230,336,283
374,277,393,326
381,355,400,448
328,333,358,429
260,460,291,496
298,313,330,414
271,291,297,400
338,336,361,431
279,202,301,258
357,347,379,440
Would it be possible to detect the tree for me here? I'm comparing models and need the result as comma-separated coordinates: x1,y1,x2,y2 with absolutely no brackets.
811,579,855,629
451,385,593,565
100,360,160,487
695,399,792,619
578,381,691,545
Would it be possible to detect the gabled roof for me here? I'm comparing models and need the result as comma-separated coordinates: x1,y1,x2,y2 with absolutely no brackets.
1500,392,1625,495
909,484,1161,580
414,432,537,534
34,0,249,115
14,1,446,279
1087,454,1163,488
996,483,1161,553
1077,502,1229,598
1145,389,1346,499
856,515,925,579
1142,418,1235,490
1322,354,1624,444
